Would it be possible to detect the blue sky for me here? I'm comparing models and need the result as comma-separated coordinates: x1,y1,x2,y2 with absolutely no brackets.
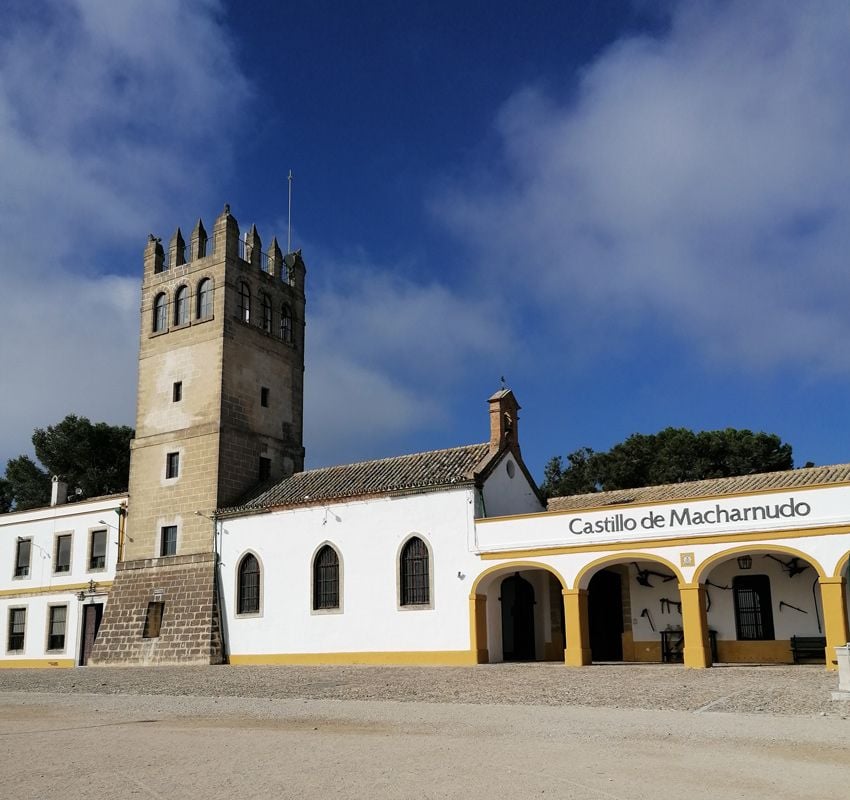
2,0,850,482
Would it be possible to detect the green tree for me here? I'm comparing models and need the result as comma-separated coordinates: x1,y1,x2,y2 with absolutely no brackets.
2,415,134,511
542,427,794,498
0,476,12,514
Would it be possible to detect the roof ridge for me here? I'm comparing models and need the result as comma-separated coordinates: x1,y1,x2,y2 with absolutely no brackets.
295,441,489,475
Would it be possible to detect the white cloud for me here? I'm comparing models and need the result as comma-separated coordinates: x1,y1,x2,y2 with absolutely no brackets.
0,0,249,466
436,1,850,375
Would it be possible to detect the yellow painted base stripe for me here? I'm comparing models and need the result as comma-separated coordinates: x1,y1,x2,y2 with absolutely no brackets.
0,659,75,669
0,581,113,600
479,524,850,560
229,650,479,666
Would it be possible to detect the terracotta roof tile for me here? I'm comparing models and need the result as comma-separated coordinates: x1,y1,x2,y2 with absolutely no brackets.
547,463,850,512
225,443,492,513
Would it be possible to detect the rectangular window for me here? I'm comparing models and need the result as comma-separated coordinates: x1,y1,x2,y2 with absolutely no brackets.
160,525,177,557
89,529,107,571
54,534,72,574
260,386,269,407
166,451,179,479
14,539,31,578
172,381,182,402
258,456,271,482
142,602,164,638
7,607,25,652
47,606,67,651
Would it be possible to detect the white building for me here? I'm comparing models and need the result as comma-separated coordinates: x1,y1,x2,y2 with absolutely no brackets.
0,481,125,668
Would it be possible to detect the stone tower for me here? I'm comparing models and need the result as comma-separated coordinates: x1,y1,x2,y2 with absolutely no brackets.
90,205,306,665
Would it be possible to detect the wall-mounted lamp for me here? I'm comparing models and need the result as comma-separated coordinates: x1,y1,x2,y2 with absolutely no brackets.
737,555,753,570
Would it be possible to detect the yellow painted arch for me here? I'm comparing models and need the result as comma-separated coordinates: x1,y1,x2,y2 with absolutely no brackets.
830,550,850,579
573,552,684,591
470,560,568,596
692,543,827,584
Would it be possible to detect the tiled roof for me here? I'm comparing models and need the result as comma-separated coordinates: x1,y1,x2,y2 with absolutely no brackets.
547,463,850,512
225,443,493,513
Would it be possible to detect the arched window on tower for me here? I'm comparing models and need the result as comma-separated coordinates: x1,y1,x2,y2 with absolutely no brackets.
281,304,293,343
237,553,260,615
196,278,213,319
313,545,340,610
174,286,189,326
239,281,251,323
153,292,167,333
261,293,272,333
400,536,430,606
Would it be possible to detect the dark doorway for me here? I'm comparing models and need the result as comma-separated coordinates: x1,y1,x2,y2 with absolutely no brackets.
588,569,624,661
501,573,536,661
733,575,775,640
79,602,104,666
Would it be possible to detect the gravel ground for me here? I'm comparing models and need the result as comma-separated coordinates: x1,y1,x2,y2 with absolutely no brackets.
0,662,845,716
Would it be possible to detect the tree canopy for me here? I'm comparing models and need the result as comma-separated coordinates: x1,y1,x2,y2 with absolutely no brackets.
1,415,134,512
541,427,794,499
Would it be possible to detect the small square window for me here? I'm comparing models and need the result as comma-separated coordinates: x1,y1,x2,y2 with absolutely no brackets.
260,387,269,407
143,601,164,638
160,525,177,557
89,529,107,570
54,534,72,574
259,456,271,482
166,452,179,479
173,381,182,402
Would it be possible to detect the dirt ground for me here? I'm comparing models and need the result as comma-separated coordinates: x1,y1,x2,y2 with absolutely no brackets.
1,664,849,799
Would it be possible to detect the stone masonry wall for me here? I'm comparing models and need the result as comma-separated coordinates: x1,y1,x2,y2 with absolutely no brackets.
88,553,223,666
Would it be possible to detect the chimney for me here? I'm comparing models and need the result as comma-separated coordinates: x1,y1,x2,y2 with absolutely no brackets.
50,475,68,507
488,389,520,454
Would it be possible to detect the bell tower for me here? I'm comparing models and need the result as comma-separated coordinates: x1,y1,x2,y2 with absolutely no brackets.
90,205,306,666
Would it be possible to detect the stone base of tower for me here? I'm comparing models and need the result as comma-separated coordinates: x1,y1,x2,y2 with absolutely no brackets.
88,553,224,666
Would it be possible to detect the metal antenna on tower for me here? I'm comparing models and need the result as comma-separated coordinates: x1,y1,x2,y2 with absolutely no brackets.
287,169,294,253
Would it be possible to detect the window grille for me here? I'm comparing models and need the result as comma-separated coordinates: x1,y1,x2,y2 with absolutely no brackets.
7,608,25,651
733,575,775,640
238,554,260,614
197,278,213,319
314,545,340,610
174,286,189,326
89,529,107,570
14,539,31,577
47,606,67,651
54,534,72,573
153,293,167,332
401,537,430,605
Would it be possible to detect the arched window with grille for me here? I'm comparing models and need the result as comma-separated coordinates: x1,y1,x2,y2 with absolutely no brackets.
153,292,168,332
174,285,189,326
261,293,272,333
400,536,431,606
237,553,261,615
313,544,340,610
239,281,251,323
196,278,213,319
281,304,293,343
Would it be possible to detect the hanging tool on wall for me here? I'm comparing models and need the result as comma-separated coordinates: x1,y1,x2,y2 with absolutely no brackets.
705,589,711,613
706,579,731,591
632,562,676,588
779,601,808,614
764,554,809,577
812,577,822,633
660,597,682,614
640,608,655,632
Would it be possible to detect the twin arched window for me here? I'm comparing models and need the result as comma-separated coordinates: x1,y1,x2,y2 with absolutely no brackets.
281,304,293,343
400,536,430,606
153,293,167,332
197,278,213,319
239,281,251,323
237,553,261,614
174,286,189,326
